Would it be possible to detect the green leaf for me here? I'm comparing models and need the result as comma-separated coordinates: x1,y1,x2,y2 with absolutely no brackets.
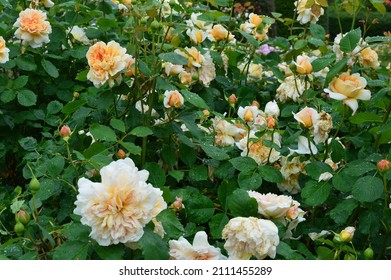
46,156,65,177
339,28,361,53
365,36,391,43
239,30,260,47
18,137,37,151
209,213,229,239
218,179,237,211
238,171,263,190
10,200,24,214
359,210,381,236
93,244,124,260
138,60,151,76
185,193,215,224
189,165,208,181
159,52,188,65
311,53,336,72
41,59,59,78
294,39,307,50
0,0,12,8
258,165,283,183
317,246,334,260
200,144,230,161
277,242,305,260
53,241,90,260
305,161,333,181
332,171,354,192
161,144,177,166
229,157,257,172
63,222,90,242
0,90,16,103
130,126,153,137
97,18,118,28
120,142,141,156
90,124,117,142
35,179,62,201
12,76,29,89
144,162,166,188
325,57,349,86
181,90,209,109
157,209,185,239
369,0,386,14
110,118,126,133
344,160,377,177
47,100,63,115
228,189,258,217
328,199,359,224
168,170,184,182
352,176,383,203
349,112,382,124
308,37,324,47
310,24,326,39
301,180,330,206
139,227,169,260
16,56,37,71
17,90,37,107
329,139,346,162
62,100,87,114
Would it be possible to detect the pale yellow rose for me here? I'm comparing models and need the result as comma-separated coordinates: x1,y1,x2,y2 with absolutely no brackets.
247,192,293,220
186,28,206,44
13,8,52,48
207,24,234,42
295,54,314,75
293,107,319,128
324,72,371,114
249,13,263,28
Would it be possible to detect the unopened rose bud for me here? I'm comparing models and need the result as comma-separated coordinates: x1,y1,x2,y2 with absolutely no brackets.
14,222,25,236
266,116,276,129
73,92,80,99
264,100,280,118
251,100,260,108
15,210,31,225
228,94,237,105
60,125,71,138
377,159,390,173
203,109,210,117
117,149,126,159
172,197,184,212
339,226,355,242
286,205,299,220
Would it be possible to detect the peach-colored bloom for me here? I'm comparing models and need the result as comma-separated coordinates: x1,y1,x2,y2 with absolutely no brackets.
207,24,234,42
179,71,192,85
249,13,263,28
13,9,52,48
324,72,371,115
377,159,390,172
294,0,324,24
238,106,258,123
169,231,226,260
176,47,204,68
0,36,10,64
186,28,207,44
163,90,184,108
295,54,314,75
73,158,167,246
86,41,132,88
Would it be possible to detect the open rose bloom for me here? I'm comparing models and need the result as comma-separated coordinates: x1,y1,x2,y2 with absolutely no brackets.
13,8,52,48
86,41,133,88
324,72,371,115
74,158,167,246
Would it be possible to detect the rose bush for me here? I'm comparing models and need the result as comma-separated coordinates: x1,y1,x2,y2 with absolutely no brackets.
0,0,390,260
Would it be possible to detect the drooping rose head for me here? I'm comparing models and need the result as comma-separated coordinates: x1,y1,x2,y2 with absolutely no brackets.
249,13,263,28
13,8,52,48
295,55,313,75
163,90,184,108
360,47,380,69
324,72,371,115
0,36,10,64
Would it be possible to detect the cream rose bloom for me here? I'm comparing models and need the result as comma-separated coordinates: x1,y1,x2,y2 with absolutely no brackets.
276,76,305,103
186,28,207,45
175,47,204,68
264,100,280,118
238,105,259,123
0,36,10,64
73,158,167,246
294,0,324,24
169,231,227,260
277,156,309,194
86,41,132,88
13,9,52,48
324,72,371,115
222,217,279,260
293,107,319,128
236,131,281,165
295,54,315,75
68,26,90,45
247,192,293,220
207,24,234,42
163,90,184,108
199,51,216,87
212,117,246,147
